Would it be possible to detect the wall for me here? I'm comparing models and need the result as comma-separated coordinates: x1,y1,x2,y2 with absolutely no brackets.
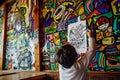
4,0,40,70
0,5,5,70
41,0,120,71
84,0,120,71
41,0,87,70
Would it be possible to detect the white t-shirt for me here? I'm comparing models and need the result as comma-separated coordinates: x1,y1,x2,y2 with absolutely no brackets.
59,38,95,80
59,54,90,80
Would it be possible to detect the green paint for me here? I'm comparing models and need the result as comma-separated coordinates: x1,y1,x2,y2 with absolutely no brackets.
50,63,56,70
113,17,120,35
92,12,113,24
45,26,56,34
7,29,14,36
106,66,120,71
98,52,103,68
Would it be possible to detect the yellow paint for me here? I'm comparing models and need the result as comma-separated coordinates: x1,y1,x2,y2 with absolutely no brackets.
42,6,49,17
87,18,92,26
101,54,105,68
118,37,120,40
78,6,84,15
111,0,120,15
104,26,113,37
53,32,60,45
56,63,59,70
102,37,114,45
96,30,104,41
7,29,14,35
62,2,73,7
116,44,120,50
7,35,14,40
100,46,107,51
93,17,97,22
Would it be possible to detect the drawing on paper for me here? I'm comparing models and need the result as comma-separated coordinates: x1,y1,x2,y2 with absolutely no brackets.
68,17,87,53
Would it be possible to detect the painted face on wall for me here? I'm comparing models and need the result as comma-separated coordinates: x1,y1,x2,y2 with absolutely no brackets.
15,16,22,32
97,17,109,31
47,34,54,43
98,23,109,31
16,23,21,31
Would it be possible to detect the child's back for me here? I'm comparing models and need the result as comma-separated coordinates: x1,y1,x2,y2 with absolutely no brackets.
56,30,95,80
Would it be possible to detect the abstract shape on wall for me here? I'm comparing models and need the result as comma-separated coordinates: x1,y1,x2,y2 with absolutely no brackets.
84,0,120,71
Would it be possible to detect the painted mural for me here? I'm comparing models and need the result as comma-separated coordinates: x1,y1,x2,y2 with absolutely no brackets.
0,8,4,53
41,0,120,71
5,0,38,70
41,0,86,70
0,7,4,53
83,0,120,71
0,6,5,69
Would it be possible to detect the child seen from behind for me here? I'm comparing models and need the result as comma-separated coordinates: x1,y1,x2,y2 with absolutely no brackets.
56,30,96,80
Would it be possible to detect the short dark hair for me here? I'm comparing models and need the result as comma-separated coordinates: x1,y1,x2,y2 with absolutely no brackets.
56,44,77,68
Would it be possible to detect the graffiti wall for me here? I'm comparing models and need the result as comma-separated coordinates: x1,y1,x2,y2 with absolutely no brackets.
41,0,120,71
0,6,5,69
84,0,120,71
5,0,39,70
0,7,4,53
41,0,86,70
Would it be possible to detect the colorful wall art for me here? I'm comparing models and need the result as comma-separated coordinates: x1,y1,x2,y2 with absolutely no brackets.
5,0,39,70
41,0,86,70
41,0,120,71
84,0,120,71
0,6,5,69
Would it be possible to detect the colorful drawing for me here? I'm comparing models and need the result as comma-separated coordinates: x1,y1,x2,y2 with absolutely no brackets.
41,0,120,71
5,0,37,70
0,8,4,53
0,7,4,69
68,16,87,53
41,0,87,70
84,0,120,71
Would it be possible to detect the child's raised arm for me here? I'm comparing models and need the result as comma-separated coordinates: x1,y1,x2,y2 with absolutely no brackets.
82,30,96,68
87,30,96,54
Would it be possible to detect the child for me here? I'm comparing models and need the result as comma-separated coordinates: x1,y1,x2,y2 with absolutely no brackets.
56,30,96,80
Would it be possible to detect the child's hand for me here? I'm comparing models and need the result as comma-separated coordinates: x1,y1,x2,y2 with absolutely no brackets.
76,53,85,61
87,30,93,38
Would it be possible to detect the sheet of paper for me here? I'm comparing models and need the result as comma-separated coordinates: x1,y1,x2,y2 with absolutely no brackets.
68,16,87,53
